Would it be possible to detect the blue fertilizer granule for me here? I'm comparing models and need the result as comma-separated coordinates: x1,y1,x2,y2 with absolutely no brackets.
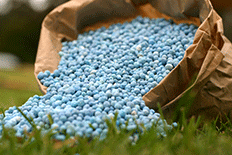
0,16,197,141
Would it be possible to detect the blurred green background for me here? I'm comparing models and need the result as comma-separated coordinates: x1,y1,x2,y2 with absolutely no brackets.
0,0,231,110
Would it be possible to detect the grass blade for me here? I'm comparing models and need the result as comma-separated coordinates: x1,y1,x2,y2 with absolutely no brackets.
16,107,37,130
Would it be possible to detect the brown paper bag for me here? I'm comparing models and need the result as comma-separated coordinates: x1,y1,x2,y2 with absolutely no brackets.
34,0,232,122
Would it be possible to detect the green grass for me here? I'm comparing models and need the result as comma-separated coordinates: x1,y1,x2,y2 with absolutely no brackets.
0,64,42,110
1,65,232,154
0,88,41,109
1,109,232,155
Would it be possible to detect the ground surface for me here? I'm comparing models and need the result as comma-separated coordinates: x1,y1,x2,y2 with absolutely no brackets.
1,65,232,155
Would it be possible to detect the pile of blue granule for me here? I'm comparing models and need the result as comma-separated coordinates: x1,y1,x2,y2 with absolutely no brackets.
0,16,197,141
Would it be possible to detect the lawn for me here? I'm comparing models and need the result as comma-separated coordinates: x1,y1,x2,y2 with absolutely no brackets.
0,64,232,155
0,64,42,109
